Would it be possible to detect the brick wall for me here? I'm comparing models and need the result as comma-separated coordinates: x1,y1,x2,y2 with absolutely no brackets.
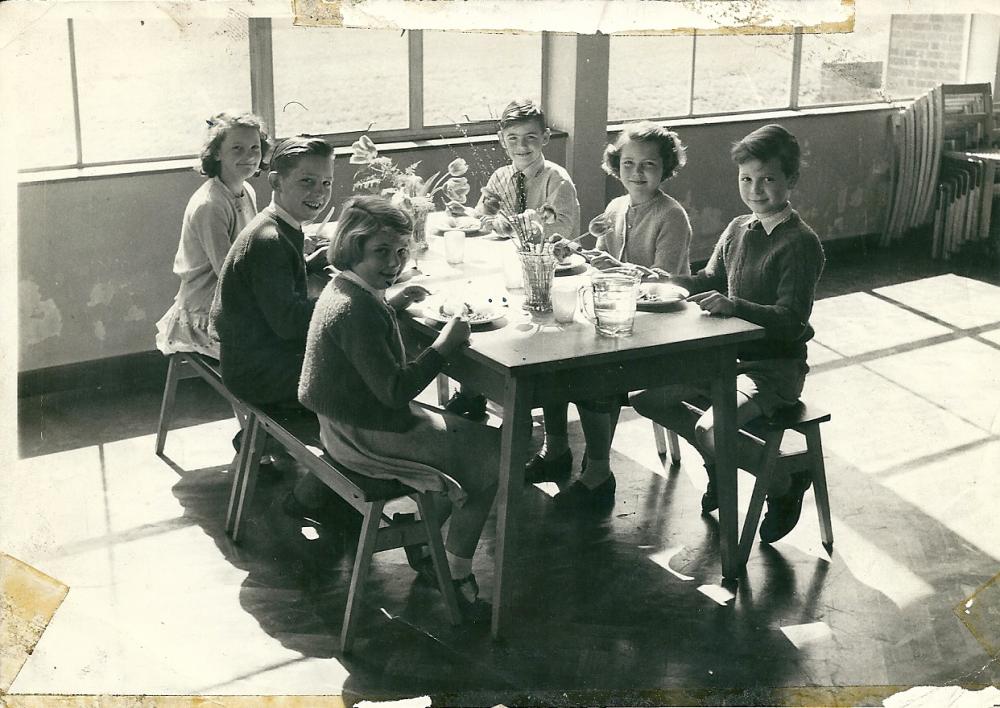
886,14,966,98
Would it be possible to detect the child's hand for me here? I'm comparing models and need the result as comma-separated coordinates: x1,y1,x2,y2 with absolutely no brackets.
584,249,622,270
687,290,735,316
433,316,471,356
388,284,430,310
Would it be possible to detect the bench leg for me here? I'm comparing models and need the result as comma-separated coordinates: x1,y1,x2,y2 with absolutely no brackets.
155,354,185,455
652,422,667,456
737,432,782,567
651,423,682,466
226,415,266,542
342,501,385,653
436,374,451,407
416,493,461,625
805,425,834,549
666,430,681,465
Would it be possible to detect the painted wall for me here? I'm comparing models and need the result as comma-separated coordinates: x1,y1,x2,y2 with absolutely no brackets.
604,108,895,262
18,137,565,372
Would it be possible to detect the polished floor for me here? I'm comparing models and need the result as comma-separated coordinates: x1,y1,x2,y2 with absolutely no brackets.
6,238,1000,706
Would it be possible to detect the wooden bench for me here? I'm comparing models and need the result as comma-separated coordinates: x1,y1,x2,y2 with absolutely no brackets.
155,352,247,456
652,397,833,567
227,402,462,651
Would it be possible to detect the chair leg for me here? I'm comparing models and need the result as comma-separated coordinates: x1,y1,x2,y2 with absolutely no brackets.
652,422,667,456
805,425,834,549
416,493,461,625
436,373,451,407
341,501,385,653
226,415,266,542
666,430,682,465
155,354,185,455
737,431,782,567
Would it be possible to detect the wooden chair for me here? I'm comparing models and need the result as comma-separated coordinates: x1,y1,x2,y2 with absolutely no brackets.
228,404,462,652
155,352,246,456
941,83,995,150
652,398,833,566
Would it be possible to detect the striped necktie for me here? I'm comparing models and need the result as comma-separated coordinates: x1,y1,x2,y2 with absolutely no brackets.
515,171,527,213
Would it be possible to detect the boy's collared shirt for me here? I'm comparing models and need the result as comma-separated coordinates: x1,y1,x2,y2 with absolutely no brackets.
477,153,581,239
268,199,303,232
753,203,793,235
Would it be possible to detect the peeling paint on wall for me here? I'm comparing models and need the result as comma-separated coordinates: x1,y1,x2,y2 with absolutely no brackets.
87,282,117,307
124,305,146,322
93,321,106,341
18,281,62,347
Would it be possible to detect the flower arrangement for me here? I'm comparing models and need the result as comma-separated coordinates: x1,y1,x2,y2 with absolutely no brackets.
350,134,471,216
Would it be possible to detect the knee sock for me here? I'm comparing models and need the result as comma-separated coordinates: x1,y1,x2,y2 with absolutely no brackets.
540,434,569,459
446,551,473,580
579,456,612,488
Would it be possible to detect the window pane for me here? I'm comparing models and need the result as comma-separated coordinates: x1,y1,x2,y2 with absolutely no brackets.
608,35,693,121
10,18,77,170
799,12,892,105
272,26,408,137
73,17,250,164
692,34,794,114
423,31,541,127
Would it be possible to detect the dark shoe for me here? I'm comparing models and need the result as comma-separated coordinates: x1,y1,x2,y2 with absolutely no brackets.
444,391,488,422
232,430,277,469
453,574,491,624
524,449,572,484
552,474,616,513
701,465,719,514
394,512,430,571
759,471,813,544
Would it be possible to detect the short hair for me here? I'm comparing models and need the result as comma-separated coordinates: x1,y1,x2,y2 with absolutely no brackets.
269,136,334,177
730,124,801,178
198,112,270,178
602,121,687,181
498,98,546,132
329,195,413,271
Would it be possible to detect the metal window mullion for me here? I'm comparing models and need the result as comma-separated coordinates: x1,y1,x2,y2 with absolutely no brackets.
688,30,697,117
789,27,803,110
67,18,83,167
408,30,424,130
249,18,276,137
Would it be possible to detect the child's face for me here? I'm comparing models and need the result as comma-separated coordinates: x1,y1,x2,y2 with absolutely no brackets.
271,155,334,224
737,157,797,216
217,126,263,184
352,229,411,290
498,120,549,171
619,140,665,204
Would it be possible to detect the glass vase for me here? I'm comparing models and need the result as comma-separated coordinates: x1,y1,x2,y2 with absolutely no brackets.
518,251,557,312
411,205,431,253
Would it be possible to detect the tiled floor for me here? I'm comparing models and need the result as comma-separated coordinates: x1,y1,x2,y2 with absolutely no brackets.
6,239,1000,705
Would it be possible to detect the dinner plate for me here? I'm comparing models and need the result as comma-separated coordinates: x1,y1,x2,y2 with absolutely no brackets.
418,302,505,326
637,283,689,311
555,253,586,272
432,215,484,235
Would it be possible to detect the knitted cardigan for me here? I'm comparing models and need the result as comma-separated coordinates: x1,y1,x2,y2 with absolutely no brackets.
672,210,825,361
210,209,315,403
298,275,446,432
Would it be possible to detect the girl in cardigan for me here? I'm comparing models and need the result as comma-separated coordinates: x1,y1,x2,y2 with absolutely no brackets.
631,124,825,544
156,112,269,359
298,195,499,622
528,123,693,513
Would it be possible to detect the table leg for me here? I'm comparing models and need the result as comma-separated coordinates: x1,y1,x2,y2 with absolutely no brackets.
491,376,533,639
710,347,740,580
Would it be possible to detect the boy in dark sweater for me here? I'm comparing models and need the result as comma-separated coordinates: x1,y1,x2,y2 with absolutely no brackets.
211,136,342,525
631,124,825,543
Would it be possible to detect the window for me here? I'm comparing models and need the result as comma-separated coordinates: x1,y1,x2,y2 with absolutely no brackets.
9,18,77,170
271,25,409,137
799,12,892,105
608,35,693,121
72,17,251,163
422,31,542,127
693,34,795,114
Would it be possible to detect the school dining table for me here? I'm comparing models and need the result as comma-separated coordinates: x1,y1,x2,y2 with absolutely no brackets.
396,222,765,639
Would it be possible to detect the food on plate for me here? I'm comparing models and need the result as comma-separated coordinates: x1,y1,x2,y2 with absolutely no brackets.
446,215,482,232
446,201,468,217
637,283,688,304
439,299,495,324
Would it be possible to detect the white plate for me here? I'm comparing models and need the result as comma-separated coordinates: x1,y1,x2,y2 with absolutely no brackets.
637,283,688,310
433,215,483,234
555,253,586,271
418,301,505,326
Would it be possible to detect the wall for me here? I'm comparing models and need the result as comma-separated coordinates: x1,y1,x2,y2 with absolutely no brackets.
604,108,895,263
17,137,565,374
886,14,966,96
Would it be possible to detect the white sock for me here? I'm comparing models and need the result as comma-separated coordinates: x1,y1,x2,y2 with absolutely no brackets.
580,457,612,488
446,551,473,580
540,434,569,459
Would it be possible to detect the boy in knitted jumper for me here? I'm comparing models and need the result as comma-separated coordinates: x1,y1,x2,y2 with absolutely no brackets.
630,124,825,543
